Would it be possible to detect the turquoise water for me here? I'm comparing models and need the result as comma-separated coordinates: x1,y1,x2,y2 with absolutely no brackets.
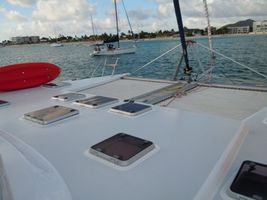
0,35,267,86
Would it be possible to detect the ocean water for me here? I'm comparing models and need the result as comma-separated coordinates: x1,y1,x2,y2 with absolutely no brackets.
0,34,266,86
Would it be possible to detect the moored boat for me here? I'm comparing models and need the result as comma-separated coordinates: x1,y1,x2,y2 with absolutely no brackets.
90,0,136,56
90,45,136,56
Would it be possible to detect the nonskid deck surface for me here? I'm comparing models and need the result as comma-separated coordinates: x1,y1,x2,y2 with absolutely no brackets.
161,85,267,120
81,76,267,120
129,82,198,104
0,75,267,199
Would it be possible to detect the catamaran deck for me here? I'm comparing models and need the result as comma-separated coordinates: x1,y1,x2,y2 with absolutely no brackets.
81,76,267,120
0,74,267,199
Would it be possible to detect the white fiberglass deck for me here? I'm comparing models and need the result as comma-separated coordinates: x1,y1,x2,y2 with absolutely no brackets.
81,77,170,100
0,75,267,200
162,85,267,120
82,77,267,120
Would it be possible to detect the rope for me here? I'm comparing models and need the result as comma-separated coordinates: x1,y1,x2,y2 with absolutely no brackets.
197,42,267,80
162,92,184,107
132,44,182,74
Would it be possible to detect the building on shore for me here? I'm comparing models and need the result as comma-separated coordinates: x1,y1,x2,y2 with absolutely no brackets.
11,36,40,44
253,20,267,33
227,26,250,34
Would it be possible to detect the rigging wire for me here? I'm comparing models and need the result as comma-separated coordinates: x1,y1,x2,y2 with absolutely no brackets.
121,0,134,38
91,59,106,78
191,44,205,74
197,64,236,85
132,44,182,74
197,42,267,80
90,16,97,43
191,44,235,84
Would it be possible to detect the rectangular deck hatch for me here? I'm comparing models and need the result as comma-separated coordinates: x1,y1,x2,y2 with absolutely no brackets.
110,102,152,116
74,96,118,108
90,133,155,166
229,160,267,200
0,100,9,107
24,105,79,125
52,93,86,102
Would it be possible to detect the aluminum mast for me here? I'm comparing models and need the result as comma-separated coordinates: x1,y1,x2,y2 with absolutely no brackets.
114,0,120,48
173,0,192,77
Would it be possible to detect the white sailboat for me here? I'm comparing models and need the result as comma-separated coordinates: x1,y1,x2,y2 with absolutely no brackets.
50,42,63,47
1,0,267,200
90,0,136,56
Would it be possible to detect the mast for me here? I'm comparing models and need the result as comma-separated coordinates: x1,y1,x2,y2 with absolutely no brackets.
172,0,192,76
90,16,97,42
114,0,120,48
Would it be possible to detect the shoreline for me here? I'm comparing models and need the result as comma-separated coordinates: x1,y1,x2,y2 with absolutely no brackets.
2,33,266,47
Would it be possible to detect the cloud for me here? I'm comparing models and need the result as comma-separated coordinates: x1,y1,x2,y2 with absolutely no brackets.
210,0,267,18
0,8,28,22
153,0,267,18
5,10,28,22
128,9,153,21
157,2,173,17
32,0,96,21
0,7,5,12
7,0,38,7
3,20,93,39
1,0,267,41
94,18,114,31
151,0,267,29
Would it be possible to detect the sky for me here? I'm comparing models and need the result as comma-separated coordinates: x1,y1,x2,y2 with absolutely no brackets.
0,0,267,41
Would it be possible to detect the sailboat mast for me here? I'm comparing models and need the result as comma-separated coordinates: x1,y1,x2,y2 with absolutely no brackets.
90,16,97,41
114,0,120,48
172,0,191,73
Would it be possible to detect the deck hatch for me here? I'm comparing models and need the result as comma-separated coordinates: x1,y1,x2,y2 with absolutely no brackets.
0,100,9,107
110,102,152,116
43,82,71,88
24,105,79,125
130,82,198,105
229,160,267,200
90,133,155,166
74,96,118,108
52,93,86,102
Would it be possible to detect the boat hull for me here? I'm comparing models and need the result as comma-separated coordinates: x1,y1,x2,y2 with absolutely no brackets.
91,46,136,56
50,43,63,47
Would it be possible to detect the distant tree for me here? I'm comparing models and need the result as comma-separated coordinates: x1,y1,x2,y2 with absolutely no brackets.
58,35,67,41
67,36,73,41
139,31,149,39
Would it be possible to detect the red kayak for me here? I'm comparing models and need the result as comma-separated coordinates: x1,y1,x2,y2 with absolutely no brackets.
0,62,61,91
